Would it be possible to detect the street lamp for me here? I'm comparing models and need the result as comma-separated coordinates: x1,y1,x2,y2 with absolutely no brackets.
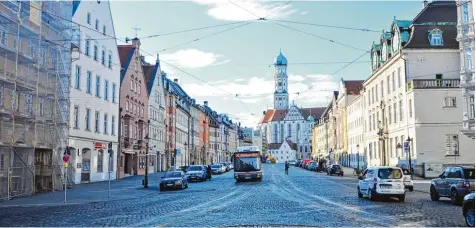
143,120,151,188
406,137,414,180
356,144,360,170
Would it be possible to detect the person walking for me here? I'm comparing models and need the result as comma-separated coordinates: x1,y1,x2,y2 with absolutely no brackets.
207,165,212,180
285,161,289,175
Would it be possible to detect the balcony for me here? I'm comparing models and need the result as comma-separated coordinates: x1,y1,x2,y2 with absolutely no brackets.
406,79,460,91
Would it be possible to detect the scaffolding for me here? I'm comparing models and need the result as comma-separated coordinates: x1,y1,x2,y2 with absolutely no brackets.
0,1,72,200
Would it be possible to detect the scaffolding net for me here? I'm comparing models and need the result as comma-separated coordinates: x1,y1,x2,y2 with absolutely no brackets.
0,1,72,200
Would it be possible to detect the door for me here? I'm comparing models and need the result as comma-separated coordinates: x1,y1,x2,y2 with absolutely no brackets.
359,169,369,192
81,148,91,183
436,168,450,196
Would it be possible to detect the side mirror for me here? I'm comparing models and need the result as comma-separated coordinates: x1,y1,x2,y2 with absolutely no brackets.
439,173,444,178
358,175,363,180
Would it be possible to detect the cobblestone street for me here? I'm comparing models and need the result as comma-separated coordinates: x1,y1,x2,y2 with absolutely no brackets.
0,164,467,227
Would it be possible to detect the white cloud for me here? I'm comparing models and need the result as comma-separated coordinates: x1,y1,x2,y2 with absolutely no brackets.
288,74,306,82
300,11,309,15
159,49,229,69
306,74,333,81
191,0,298,21
235,78,245,82
230,112,261,128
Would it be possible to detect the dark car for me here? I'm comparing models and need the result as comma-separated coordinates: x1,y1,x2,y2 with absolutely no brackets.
159,171,189,191
463,192,475,227
327,164,344,176
430,166,475,205
186,165,207,182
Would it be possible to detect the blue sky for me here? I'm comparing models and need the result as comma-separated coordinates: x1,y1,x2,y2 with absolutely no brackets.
110,1,423,127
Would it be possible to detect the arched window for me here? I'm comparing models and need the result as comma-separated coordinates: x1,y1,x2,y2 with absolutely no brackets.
287,123,291,138
280,124,284,143
304,146,307,153
300,145,303,152
273,124,278,143
297,123,301,141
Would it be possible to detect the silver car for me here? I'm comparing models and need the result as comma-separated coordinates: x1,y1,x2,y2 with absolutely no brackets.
430,166,475,205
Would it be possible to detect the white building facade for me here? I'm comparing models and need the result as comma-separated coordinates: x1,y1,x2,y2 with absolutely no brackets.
69,1,120,184
363,1,475,176
145,56,166,172
456,1,475,139
346,94,365,168
267,140,297,163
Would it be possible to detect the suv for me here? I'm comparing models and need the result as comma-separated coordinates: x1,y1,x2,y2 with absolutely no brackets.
358,166,406,202
430,166,475,205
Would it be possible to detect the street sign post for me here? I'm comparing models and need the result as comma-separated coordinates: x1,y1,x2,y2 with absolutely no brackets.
62,154,69,203
62,154,70,163
403,142,410,153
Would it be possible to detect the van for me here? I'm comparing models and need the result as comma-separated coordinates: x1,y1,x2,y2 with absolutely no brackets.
357,166,406,202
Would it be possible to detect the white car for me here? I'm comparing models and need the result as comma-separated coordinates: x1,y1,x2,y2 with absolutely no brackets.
401,168,414,191
288,160,296,165
357,166,406,202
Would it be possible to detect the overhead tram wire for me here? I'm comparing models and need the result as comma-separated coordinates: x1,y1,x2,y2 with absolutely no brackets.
268,19,381,33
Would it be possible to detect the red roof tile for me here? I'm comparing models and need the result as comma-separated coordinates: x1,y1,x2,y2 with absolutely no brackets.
344,80,364,95
117,45,134,67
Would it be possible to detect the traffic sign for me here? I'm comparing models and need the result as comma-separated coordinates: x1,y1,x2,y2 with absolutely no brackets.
404,142,410,153
62,154,70,163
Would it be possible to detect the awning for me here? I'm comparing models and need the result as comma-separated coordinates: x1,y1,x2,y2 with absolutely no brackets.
123,150,137,154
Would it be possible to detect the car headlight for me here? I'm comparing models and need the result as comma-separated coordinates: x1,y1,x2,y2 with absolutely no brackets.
175,180,182,185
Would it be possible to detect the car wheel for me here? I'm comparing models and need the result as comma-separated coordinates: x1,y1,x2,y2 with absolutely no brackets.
465,204,475,227
398,194,405,202
368,189,377,201
357,187,363,198
451,189,461,205
160,186,164,192
430,186,439,201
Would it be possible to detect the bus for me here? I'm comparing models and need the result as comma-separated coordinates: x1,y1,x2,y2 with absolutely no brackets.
232,146,262,181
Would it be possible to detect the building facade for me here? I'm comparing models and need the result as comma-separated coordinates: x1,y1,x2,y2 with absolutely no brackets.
345,93,365,168
362,1,474,175
456,1,475,139
117,38,149,178
69,0,120,184
267,140,297,163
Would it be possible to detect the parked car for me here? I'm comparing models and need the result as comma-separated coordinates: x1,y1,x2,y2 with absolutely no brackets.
211,164,225,174
308,162,318,171
463,192,475,227
357,166,406,202
295,160,302,167
430,166,475,205
186,165,207,182
160,171,189,191
288,160,296,166
227,162,234,170
327,164,344,176
401,168,414,191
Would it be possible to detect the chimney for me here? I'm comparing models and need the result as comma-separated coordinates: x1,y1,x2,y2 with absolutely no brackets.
423,0,428,8
156,54,160,64
204,101,208,107
173,78,178,83
132,38,140,49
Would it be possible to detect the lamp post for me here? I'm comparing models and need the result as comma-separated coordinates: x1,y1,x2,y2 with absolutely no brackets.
356,144,360,170
406,137,413,180
143,120,150,188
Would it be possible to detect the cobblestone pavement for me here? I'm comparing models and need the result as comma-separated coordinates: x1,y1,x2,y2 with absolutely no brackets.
0,164,466,227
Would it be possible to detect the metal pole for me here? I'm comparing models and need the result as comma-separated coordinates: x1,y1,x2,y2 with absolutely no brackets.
357,151,360,170
144,140,149,188
64,167,67,203
407,137,413,180
108,170,110,198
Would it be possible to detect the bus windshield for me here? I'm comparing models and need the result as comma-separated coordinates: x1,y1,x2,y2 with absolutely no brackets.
235,156,261,172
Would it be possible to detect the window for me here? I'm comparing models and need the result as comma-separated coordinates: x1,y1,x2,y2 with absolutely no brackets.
87,13,91,25
104,80,108,100
93,42,98,61
130,80,134,91
95,111,100,132
97,150,103,172
85,108,91,131
108,51,112,69
138,84,141,95
397,67,402,88
387,75,390,94
95,19,99,30
445,134,459,156
103,25,106,35
392,71,396,91
393,103,397,123
380,80,384,97
444,97,457,107
429,29,443,46
112,83,116,103
466,49,472,72
388,105,392,124
104,114,108,134
101,47,106,65
74,65,81,89
73,106,79,129
375,84,379,101
84,71,92,94
470,96,475,119
126,101,129,111
85,38,90,56
95,75,100,97
111,115,116,136
0,29,6,46
399,100,403,121
40,47,46,66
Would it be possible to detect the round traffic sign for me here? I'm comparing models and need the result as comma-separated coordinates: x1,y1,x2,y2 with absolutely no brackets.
62,154,70,163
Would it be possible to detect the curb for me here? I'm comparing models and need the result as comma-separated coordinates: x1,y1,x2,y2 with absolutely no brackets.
0,191,157,208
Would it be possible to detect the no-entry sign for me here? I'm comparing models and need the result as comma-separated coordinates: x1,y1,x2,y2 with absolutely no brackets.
62,154,70,163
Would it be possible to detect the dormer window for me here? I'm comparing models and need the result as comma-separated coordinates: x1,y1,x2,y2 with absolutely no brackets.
428,29,444,46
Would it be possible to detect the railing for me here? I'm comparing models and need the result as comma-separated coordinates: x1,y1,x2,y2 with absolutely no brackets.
406,79,460,91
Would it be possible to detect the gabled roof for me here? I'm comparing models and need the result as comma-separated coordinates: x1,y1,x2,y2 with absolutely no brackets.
143,63,160,96
344,80,364,95
117,45,135,84
300,107,326,120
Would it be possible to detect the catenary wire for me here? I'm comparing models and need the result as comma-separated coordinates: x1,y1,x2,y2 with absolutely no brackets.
268,19,381,33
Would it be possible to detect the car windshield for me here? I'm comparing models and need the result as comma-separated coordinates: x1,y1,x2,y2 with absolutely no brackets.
235,157,261,172
188,166,203,171
332,165,341,169
164,172,182,178
464,168,475,179
378,168,403,179
212,165,221,168
401,168,411,175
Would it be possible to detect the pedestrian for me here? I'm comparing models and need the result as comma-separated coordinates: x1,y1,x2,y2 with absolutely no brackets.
207,165,212,180
285,161,289,175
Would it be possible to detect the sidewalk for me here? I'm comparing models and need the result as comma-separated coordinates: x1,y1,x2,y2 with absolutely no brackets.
0,172,165,207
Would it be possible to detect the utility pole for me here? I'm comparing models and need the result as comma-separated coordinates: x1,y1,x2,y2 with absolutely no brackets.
107,142,113,198
144,120,150,188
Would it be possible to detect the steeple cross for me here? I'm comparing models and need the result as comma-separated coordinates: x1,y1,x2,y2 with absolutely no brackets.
132,25,141,38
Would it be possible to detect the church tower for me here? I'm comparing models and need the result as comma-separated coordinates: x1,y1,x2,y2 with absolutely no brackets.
273,50,289,110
